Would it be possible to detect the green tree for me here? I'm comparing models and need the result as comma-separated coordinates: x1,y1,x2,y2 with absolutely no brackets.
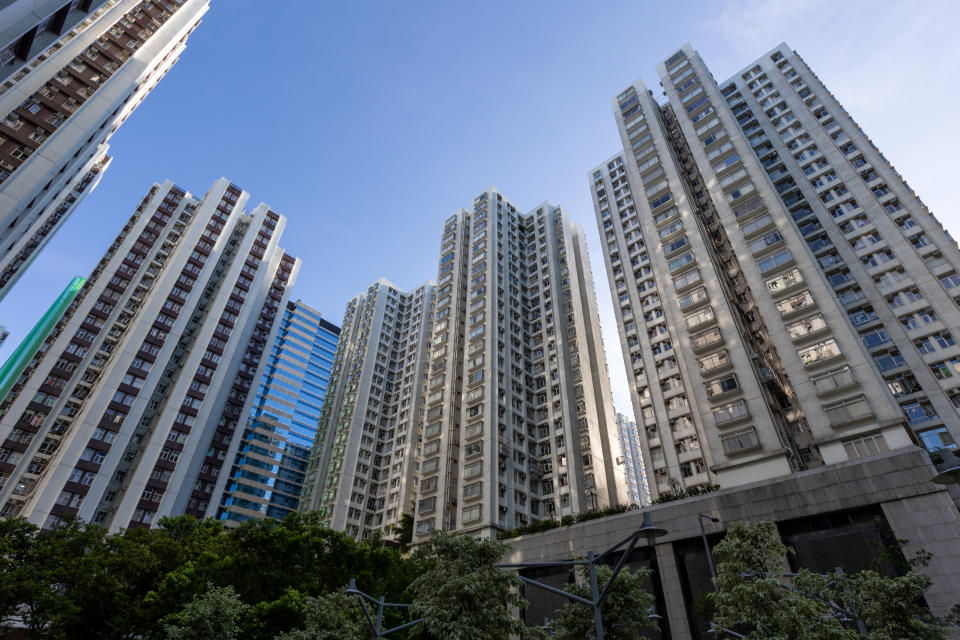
391,513,414,551
274,590,370,640
550,564,657,640
0,518,40,633
408,531,532,640
708,520,855,640
221,513,416,639
710,521,955,640
790,555,951,640
162,584,248,640
8,517,116,639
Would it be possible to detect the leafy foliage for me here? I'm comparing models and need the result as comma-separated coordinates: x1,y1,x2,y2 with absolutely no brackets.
274,590,370,640
408,531,533,640
709,520,955,640
650,483,720,505
550,564,657,640
496,504,638,540
709,520,856,640
0,514,414,640
162,585,248,640
391,513,414,551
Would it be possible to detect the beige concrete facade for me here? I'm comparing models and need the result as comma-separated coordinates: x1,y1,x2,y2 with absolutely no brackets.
413,189,627,543
590,41,960,503
301,278,435,541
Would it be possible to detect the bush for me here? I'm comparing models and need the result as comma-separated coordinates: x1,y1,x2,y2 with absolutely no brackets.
497,504,639,540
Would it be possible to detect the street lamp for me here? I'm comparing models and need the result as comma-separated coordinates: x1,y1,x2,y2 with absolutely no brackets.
344,578,424,639
931,448,960,485
499,510,668,640
698,513,720,589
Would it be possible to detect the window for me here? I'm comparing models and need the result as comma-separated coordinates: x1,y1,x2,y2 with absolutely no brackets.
691,327,722,351
940,273,960,290
713,399,749,425
79,447,106,464
668,252,695,272
758,249,792,273
740,214,773,237
416,518,435,534
705,374,739,398
698,350,729,373
749,230,782,254
873,349,905,372
776,290,815,315
843,433,888,459
766,268,804,295
678,287,708,310
860,327,891,349
811,366,856,395
158,447,180,462
786,314,827,340
463,461,482,479
721,428,759,454
673,268,701,290
798,339,841,366
685,306,715,330
916,426,956,453
418,497,436,513
463,481,482,499
824,395,873,426
900,400,938,425
462,505,482,523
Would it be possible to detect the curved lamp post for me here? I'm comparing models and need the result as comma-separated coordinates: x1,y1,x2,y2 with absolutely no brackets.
932,463,960,485
698,513,720,590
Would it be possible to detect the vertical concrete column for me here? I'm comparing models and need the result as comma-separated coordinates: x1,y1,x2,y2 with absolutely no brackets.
881,491,960,619
655,541,692,640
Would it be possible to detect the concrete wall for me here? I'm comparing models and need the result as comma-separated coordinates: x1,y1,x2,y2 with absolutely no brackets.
504,446,960,639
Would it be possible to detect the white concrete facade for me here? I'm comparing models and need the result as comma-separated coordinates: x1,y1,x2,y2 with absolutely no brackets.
0,0,209,301
0,177,299,530
301,278,435,541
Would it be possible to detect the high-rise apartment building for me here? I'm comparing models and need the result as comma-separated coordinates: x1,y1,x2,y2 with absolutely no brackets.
0,0,209,301
615,411,647,505
412,189,627,543
0,177,299,530
300,278,435,541
215,301,340,526
591,42,957,500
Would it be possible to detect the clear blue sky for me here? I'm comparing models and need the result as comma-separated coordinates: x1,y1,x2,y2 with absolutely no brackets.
1,0,958,412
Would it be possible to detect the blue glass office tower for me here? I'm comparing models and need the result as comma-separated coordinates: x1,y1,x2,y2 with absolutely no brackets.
216,300,339,524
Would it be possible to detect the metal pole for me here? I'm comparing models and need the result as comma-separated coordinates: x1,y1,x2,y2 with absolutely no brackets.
345,578,424,638
836,567,868,635
699,515,718,589
587,550,605,640
376,595,385,639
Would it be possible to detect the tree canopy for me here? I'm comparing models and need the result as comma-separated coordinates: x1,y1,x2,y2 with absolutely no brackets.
0,514,415,640
550,564,657,640
709,520,954,640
